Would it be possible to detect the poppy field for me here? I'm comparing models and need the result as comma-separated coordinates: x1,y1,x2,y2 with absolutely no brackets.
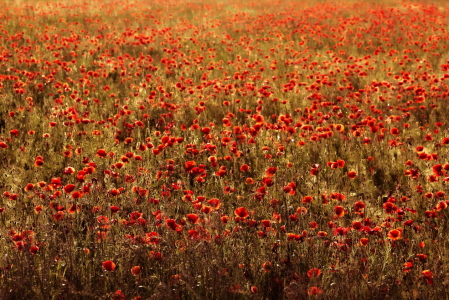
2,0,449,298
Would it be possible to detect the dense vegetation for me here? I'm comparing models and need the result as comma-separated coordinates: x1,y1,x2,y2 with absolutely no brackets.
1,0,449,299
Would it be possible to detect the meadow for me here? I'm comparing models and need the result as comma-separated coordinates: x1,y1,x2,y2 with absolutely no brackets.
1,0,449,299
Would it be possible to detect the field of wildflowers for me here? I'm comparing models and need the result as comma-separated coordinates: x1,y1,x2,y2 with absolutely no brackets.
1,0,449,299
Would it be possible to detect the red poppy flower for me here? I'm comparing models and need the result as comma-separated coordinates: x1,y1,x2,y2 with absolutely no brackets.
334,206,345,217
24,183,34,192
390,127,400,135
337,159,345,168
185,161,196,171
71,191,83,199
352,221,363,231
240,164,250,172
102,260,116,271
34,205,42,214
360,238,369,246
131,266,141,275
188,229,199,240
14,241,26,251
201,205,212,214
435,191,445,198
330,193,346,201
309,221,319,229
91,206,101,213
30,245,39,254
63,167,75,174
334,227,348,236
302,196,313,203
416,254,427,262
97,216,110,227
383,202,398,214
62,151,72,157
136,217,147,226
296,207,307,215
347,171,357,179
244,178,254,185
207,198,221,209
149,251,163,260
403,219,414,226
261,220,271,227
354,201,365,212
96,149,107,158
432,164,444,176
404,261,413,273
422,270,434,284
186,214,199,224
109,189,120,197
166,219,179,231
422,270,433,279
196,196,206,202
282,185,293,194
310,166,320,176
308,287,323,296
234,207,249,218
67,204,77,214
64,184,76,193
265,167,278,177
53,211,64,221
110,206,120,213
138,144,147,151
289,214,299,222
261,177,273,186
387,228,402,241
34,156,44,167
317,231,328,237
307,268,321,278
257,231,267,238
435,201,448,211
